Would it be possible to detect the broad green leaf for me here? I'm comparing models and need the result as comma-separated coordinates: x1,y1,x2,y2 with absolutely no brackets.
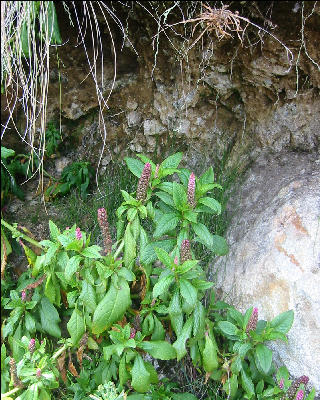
197,197,221,214
151,315,165,340
118,267,135,281
154,213,179,238
49,220,60,241
157,182,173,194
217,321,239,337
155,191,175,207
67,308,85,346
228,308,244,327
231,355,242,374
255,344,273,374
140,239,175,265
172,316,193,361
172,182,187,210
154,247,173,268
79,281,97,314
39,297,61,338
65,255,82,282
184,210,198,223
139,340,176,360
179,279,197,309
44,274,57,305
136,154,156,170
131,354,151,393
153,274,174,298
123,224,136,268
241,369,255,398
193,301,205,337
92,278,131,334
124,157,145,178
1,146,15,159
269,310,294,334
238,342,252,358
211,235,229,256
169,290,183,336
47,2,62,44
81,245,102,259
192,222,213,249
119,355,130,386
199,166,214,185
24,312,36,333
127,208,138,222
160,152,183,169
178,260,199,275
44,242,59,266
223,374,238,399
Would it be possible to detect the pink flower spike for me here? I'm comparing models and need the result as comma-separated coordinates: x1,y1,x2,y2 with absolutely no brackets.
174,256,178,265
65,226,70,230
36,368,42,378
29,338,36,353
187,173,196,208
130,328,136,339
296,390,304,400
279,378,284,390
21,290,26,302
246,307,258,333
136,163,151,203
75,227,82,240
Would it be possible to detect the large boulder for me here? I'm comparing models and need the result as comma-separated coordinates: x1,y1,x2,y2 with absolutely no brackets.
213,151,320,392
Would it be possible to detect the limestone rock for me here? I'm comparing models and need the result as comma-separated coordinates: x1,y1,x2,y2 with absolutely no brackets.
213,151,320,392
143,119,166,136
127,111,142,127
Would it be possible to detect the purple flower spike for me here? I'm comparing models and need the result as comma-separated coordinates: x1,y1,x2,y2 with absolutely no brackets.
21,290,26,302
187,173,196,208
75,227,82,240
136,163,151,203
29,338,36,354
246,307,258,333
130,328,136,339
180,239,192,263
296,390,304,400
97,208,112,254
279,378,284,390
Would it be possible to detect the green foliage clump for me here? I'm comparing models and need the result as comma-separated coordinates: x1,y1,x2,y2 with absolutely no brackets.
0,152,316,400
45,161,95,200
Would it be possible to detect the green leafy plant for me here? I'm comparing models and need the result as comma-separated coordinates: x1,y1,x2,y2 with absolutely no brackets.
1,152,316,400
45,121,62,157
45,161,95,200
1,147,33,204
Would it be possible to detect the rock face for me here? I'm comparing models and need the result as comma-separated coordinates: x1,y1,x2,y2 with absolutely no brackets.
3,2,319,171
213,151,320,392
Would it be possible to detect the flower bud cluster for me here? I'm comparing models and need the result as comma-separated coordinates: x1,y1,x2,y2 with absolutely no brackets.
180,239,192,263
246,307,258,333
97,208,112,254
75,227,82,240
9,358,23,388
29,338,36,354
187,173,196,208
286,376,309,399
136,163,151,203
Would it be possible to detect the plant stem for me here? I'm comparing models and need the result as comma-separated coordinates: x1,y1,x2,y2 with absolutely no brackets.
1,219,43,249
114,240,124,259
1,387,22,398
52,344,67,360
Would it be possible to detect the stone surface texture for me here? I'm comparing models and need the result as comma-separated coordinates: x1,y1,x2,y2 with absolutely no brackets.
3,2,319,171
213,151,320,392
